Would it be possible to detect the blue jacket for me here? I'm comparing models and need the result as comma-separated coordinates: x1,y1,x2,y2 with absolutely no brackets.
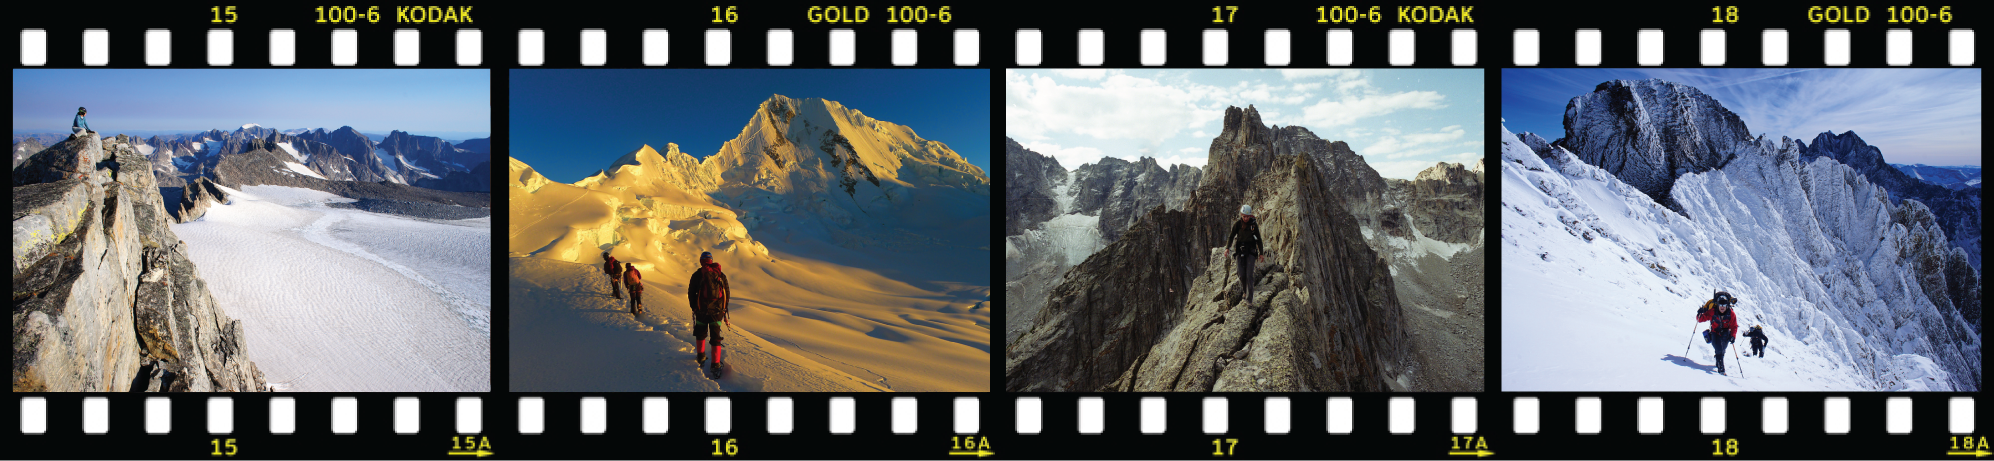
73,114,91,132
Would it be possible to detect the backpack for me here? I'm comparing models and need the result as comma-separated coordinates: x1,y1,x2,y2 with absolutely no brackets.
692,267,728,320
604,257,619,275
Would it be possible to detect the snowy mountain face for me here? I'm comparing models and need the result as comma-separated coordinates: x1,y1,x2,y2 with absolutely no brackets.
508,95,991,392
1001,139,1202,343
1797,132,1983,271
1558,79,1754,212
1502,95,1980,390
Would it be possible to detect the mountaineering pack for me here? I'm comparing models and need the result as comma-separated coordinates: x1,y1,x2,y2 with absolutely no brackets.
692,265,728,321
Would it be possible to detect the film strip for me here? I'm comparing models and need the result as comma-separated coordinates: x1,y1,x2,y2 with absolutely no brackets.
7,3,1988,461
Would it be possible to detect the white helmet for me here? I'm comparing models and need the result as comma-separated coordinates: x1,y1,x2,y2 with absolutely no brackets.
1240,204,1253,216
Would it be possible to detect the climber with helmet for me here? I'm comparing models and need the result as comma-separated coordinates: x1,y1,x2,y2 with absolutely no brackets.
1223,203,1265,305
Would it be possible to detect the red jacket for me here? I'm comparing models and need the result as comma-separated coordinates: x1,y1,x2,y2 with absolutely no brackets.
623,265,642,285
1696,303,1739,340
604,256,620,275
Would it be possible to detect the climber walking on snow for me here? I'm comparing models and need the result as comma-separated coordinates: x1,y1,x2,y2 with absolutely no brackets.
1223,204,1265,304
603,251,624,300
1695,291,1742,376
1744,324,1770,357
623,262,644,316
688,251,732,377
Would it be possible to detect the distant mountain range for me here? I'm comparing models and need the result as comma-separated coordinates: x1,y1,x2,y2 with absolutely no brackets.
1891,163,1982,190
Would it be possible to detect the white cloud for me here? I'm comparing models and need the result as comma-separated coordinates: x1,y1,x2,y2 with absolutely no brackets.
1019,141,1109,170
1367,160,1448,180
1291,82,1323,92
1299,91,1448,127
1051,69,1110,80
1279,69,1363,81
1362,125,1468,159
1007,71,1211,150
1192,130,1208,138
1178,146,1204,153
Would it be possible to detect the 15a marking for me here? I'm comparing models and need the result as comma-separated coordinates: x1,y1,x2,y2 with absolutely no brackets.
448,436,492,457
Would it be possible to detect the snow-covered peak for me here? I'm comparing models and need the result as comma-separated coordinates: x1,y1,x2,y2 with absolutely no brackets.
241,123,261,130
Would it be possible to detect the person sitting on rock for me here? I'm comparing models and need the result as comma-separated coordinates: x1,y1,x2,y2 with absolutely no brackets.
70,107,94,179
72,107,93,139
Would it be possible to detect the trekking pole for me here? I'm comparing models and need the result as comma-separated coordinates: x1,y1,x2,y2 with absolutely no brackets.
1684,323,1700,357
1734,338,1745,378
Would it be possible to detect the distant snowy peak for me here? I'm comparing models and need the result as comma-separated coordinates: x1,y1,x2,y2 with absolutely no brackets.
241,123,261,130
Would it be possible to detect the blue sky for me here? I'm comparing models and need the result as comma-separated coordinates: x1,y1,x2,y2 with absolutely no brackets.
1503,68,1981,167
1006,69,1483,180
510,69,990,184
12,69,490,137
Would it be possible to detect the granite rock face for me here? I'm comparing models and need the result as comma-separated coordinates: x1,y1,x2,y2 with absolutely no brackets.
13,134,267,392
1560,79,1754,211
1006,107,1410,392
1002,139,1201,344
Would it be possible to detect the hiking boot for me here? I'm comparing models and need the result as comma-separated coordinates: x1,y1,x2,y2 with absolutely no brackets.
697,352,707,365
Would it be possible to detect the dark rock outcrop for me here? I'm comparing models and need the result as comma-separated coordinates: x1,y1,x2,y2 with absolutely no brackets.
13,134,267,392
1560,79,1754,211
175,177,228,223
1003,138,1064,237
1400,161,1485,243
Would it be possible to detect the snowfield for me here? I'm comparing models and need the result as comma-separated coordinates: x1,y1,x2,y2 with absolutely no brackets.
1499,125,1976,391
510,96,991,392
172,185,491,391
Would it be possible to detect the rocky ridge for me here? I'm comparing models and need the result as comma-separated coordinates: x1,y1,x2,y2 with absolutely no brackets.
13,132,268,392
1005,106,1411,392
